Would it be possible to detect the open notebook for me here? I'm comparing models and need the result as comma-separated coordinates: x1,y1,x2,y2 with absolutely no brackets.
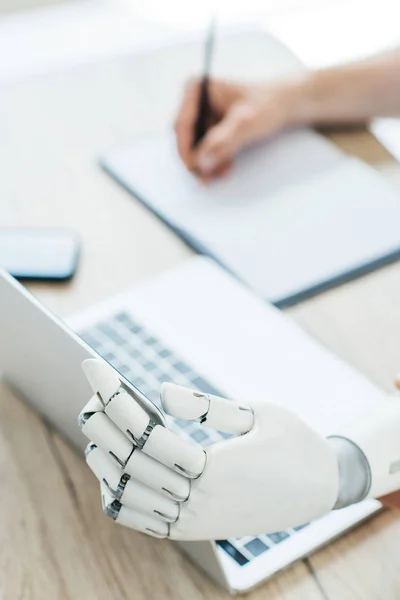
101,30,400,306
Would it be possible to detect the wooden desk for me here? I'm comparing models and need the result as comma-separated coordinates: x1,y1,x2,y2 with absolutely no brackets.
1,44,400,599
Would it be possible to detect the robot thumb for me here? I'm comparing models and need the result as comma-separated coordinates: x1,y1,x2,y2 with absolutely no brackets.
161,382,254,435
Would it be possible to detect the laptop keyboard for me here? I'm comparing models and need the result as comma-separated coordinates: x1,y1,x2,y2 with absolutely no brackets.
78,311,308,566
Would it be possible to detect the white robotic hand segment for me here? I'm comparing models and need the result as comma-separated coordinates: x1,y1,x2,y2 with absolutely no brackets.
163,385,339,540
100,482,170,538
85,438,190,503
82,359,152,446
82,359,121,405
80,359,206,478
79,359,341,541
87,445,180,522
161,383,254,435
331,395,400,501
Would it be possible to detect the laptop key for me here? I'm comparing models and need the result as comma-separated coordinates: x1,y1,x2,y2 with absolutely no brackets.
216,541,249,566
127,347,142,358
268,531,290,544
102,352,117,364
115,312,132,324
189,376,221,397
143,361,157,371
173,361,191,374
244,538,270,557
190,429,209,444
174,418,193,430
80,332,100,349
132,377,145,389
97,323,125,345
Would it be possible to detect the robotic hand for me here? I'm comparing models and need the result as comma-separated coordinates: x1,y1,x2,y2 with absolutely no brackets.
79,359,400,541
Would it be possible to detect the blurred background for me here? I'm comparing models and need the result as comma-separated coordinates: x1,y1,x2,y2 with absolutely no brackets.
1,0,400,84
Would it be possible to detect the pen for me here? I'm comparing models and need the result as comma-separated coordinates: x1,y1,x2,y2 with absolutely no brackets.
192,19,216,148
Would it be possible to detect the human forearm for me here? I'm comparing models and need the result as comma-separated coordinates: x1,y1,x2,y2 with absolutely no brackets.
292,52,400,127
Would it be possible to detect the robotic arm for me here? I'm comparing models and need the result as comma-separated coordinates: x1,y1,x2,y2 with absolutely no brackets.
79,359,400,541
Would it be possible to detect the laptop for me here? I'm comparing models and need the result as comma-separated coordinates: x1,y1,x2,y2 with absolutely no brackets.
0,257,382,593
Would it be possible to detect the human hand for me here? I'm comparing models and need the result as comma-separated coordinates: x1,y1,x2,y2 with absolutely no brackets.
174,78,301,181
79,358,339,540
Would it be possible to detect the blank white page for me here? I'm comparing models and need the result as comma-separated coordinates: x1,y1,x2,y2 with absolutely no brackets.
102,131,400,304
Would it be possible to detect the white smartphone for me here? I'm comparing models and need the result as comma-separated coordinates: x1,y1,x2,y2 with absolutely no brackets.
0,228,80,281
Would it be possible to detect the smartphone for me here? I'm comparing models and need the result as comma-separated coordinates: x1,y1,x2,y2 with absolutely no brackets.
0,228,80,281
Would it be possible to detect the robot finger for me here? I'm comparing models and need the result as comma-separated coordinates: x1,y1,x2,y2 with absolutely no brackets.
121,479,180,523
83,358,164,450
85,443,130,495
85,438,190,502
94,383,206,478
86,445,179,522
78,393,105,425
81,359,206,477
143,425,206,479
103,389,152,447
82,358,122,405
80,409,134,467
161,383,254,435
100,482,169,538
124,447,190,502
